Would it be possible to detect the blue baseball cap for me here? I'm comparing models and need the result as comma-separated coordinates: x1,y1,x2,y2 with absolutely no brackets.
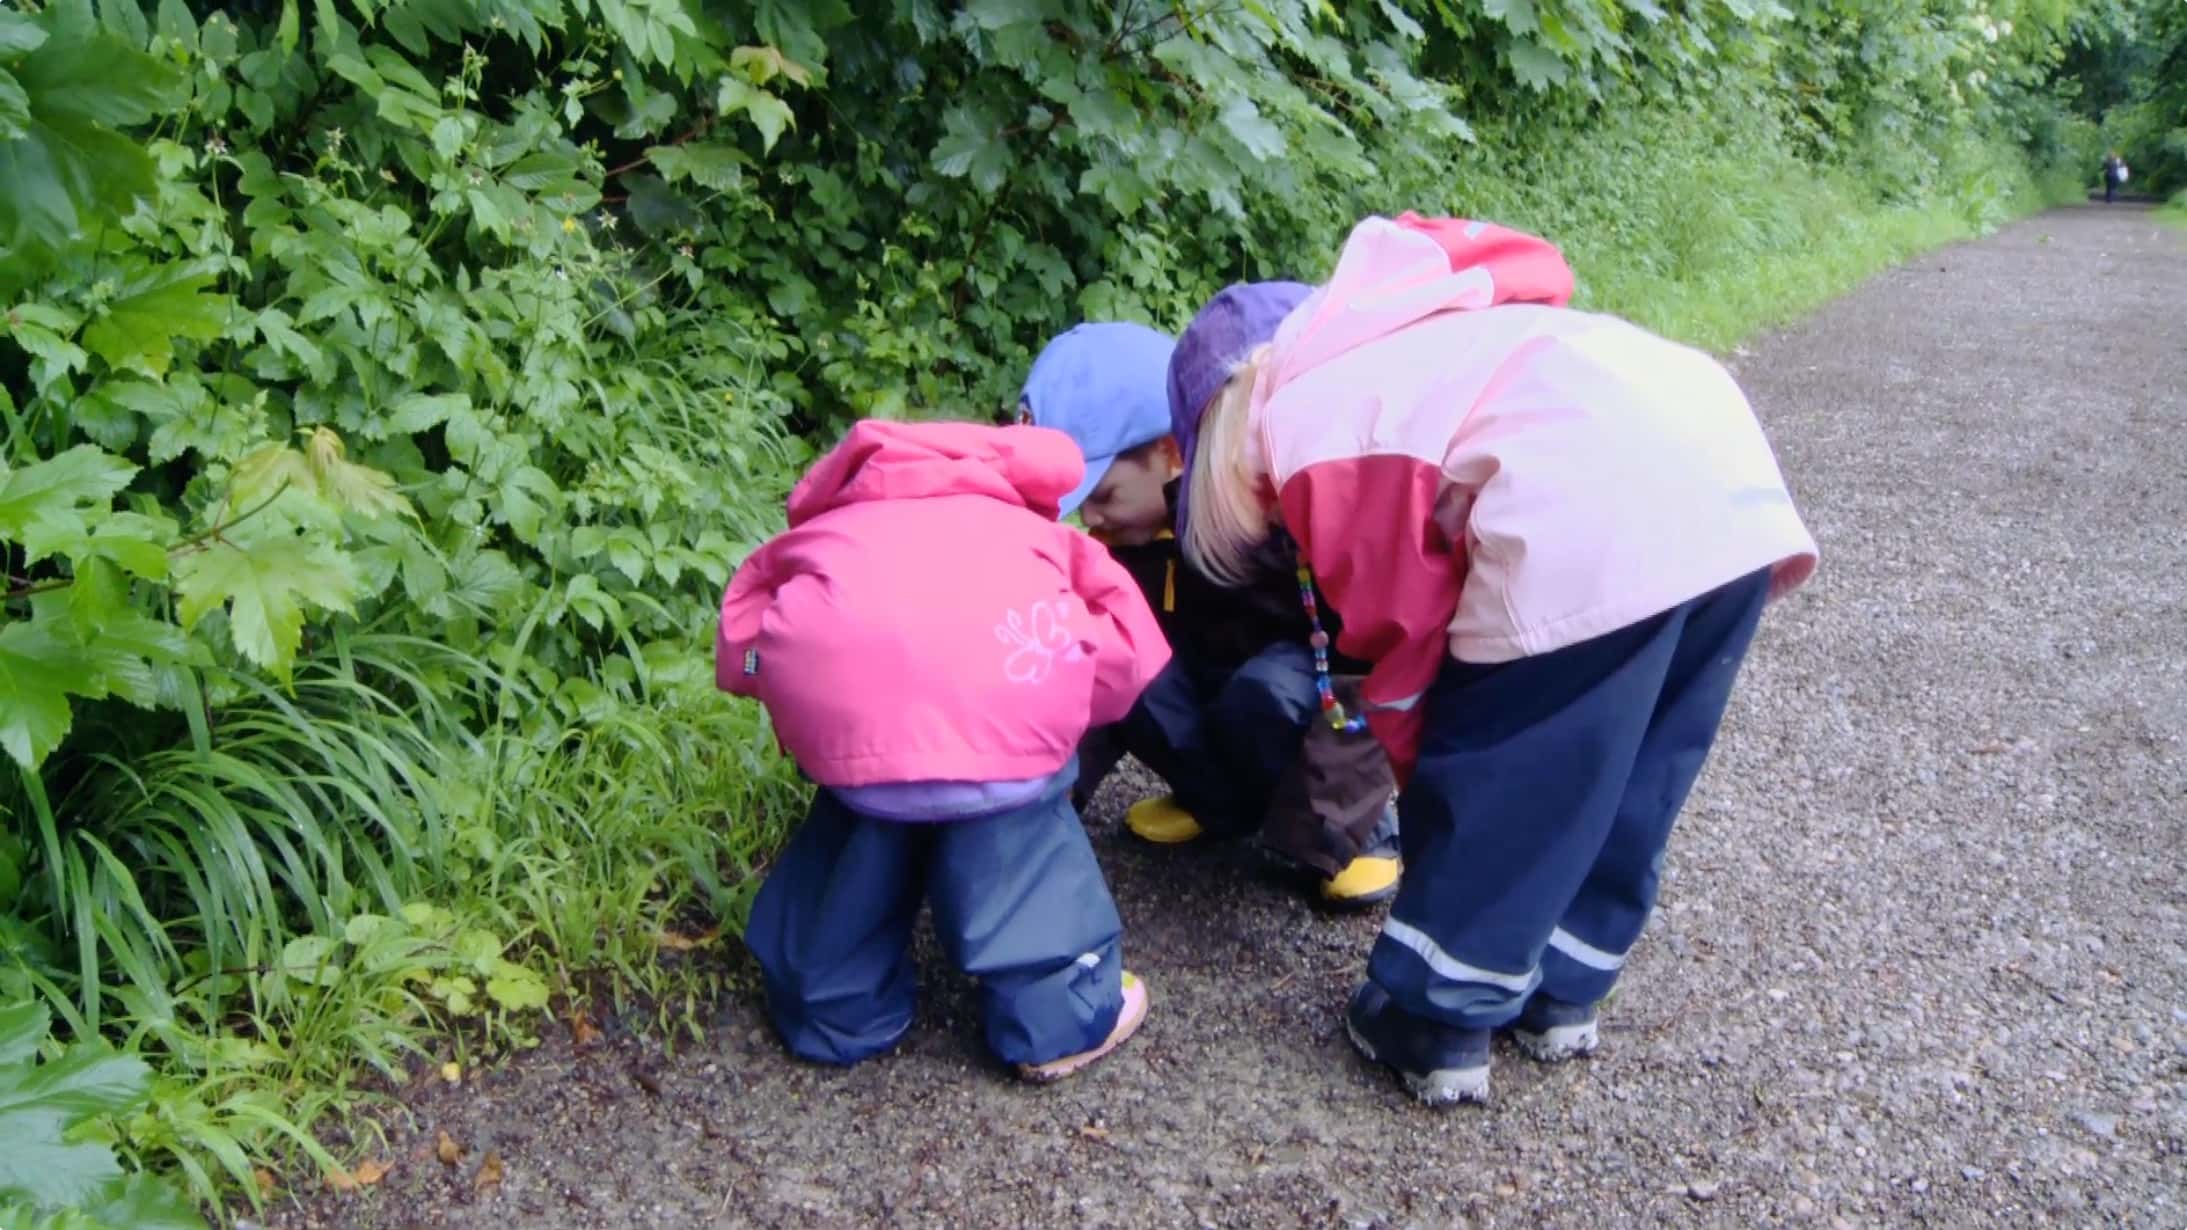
1019,322,1178,517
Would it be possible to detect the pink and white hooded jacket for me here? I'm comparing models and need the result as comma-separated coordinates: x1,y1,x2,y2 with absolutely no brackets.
715,420,1170,800
1254,215,1818,782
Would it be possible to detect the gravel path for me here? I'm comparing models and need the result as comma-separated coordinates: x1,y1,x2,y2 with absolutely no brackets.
272,205,2187,1229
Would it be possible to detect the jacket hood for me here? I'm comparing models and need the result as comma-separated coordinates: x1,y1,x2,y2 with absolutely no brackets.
1262,213,1575,395
786,420,1084,527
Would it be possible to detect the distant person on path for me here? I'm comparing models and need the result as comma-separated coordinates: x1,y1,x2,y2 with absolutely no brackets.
2103,151,2129,204
1171,213,1819,1105
1017,320,1403,908
715,420,1169,1081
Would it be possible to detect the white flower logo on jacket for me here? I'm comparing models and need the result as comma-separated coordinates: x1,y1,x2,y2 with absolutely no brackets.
996,598,1085,683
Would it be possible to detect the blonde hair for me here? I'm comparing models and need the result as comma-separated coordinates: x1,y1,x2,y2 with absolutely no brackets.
1182,344,1278,587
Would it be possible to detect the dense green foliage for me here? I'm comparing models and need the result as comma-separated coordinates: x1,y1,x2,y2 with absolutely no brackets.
2052,0,2187,193
0,0,2144,1215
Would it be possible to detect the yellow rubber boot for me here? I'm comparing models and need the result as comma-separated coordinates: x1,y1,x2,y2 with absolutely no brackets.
1322,796,1402,907
1124,795,1204,844
1321,854,1401,907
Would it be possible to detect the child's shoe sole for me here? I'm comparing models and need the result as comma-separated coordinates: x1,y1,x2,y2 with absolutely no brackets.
1016,972,1149,1083
1344,1014,1490,1106
1512,1018,1599,1062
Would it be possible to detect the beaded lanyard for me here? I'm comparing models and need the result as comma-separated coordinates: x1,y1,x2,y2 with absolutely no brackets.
1288,539,1366,734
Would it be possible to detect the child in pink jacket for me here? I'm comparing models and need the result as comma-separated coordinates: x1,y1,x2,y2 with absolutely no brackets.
716,419,1170,1080
1172,213,1819,1105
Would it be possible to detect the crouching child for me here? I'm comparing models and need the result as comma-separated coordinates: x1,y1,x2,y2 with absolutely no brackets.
1019,319,1402,907
716,420,1170,1080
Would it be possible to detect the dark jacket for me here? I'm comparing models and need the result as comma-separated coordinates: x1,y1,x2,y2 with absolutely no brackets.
1082,480,1395,876
1104,482,1373,676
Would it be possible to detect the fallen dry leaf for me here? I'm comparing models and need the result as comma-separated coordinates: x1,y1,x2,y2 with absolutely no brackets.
437,1130,466,1167
325,1158,392,1192
255,1169,277,1199
568,1012,602,1047
440,1061,462,1084
656,926,720,952
475,1149,505,1193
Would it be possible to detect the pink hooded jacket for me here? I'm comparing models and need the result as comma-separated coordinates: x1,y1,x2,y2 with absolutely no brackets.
715,420,1170,791
1254,216,1819,784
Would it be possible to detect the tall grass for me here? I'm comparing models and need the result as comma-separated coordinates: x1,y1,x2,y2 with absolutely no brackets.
2,627,807,1207
9,636,480,1028
1340,103,2090,354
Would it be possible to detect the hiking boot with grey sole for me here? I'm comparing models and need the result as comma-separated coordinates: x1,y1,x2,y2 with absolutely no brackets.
1344,982,1491,1106
1510,993,1599,1062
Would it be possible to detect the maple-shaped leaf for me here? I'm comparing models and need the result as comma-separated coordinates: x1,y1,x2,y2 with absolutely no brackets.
1217,96,1287,161
0,618,78,768
381,392,467,435
931,104,1011,194
85,1173,209,1229
1479,0,1542,35
649,141,750,192
172,536,360,678
0,445,138,563
0,16,184,272
86,511,175,580
1504,39,1569,91
0,1108,127,1208
55,561,197,705
729,44,814,88
0,1004,159,1211
4,589,194,741
8,509,176,583
225,440,317,511
306,427,412,520
5,1043,153,1118
80,267,231,377
74,609,198,708
717,76,794,154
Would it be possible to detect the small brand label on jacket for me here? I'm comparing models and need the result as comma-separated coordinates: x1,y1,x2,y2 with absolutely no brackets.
743,649,760,676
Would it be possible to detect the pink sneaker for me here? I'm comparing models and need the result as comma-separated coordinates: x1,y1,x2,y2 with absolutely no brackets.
1016,972,1150,1083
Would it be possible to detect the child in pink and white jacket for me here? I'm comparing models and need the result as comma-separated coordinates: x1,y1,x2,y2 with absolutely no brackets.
716,419,1169,1081
1172,213,1819,1105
